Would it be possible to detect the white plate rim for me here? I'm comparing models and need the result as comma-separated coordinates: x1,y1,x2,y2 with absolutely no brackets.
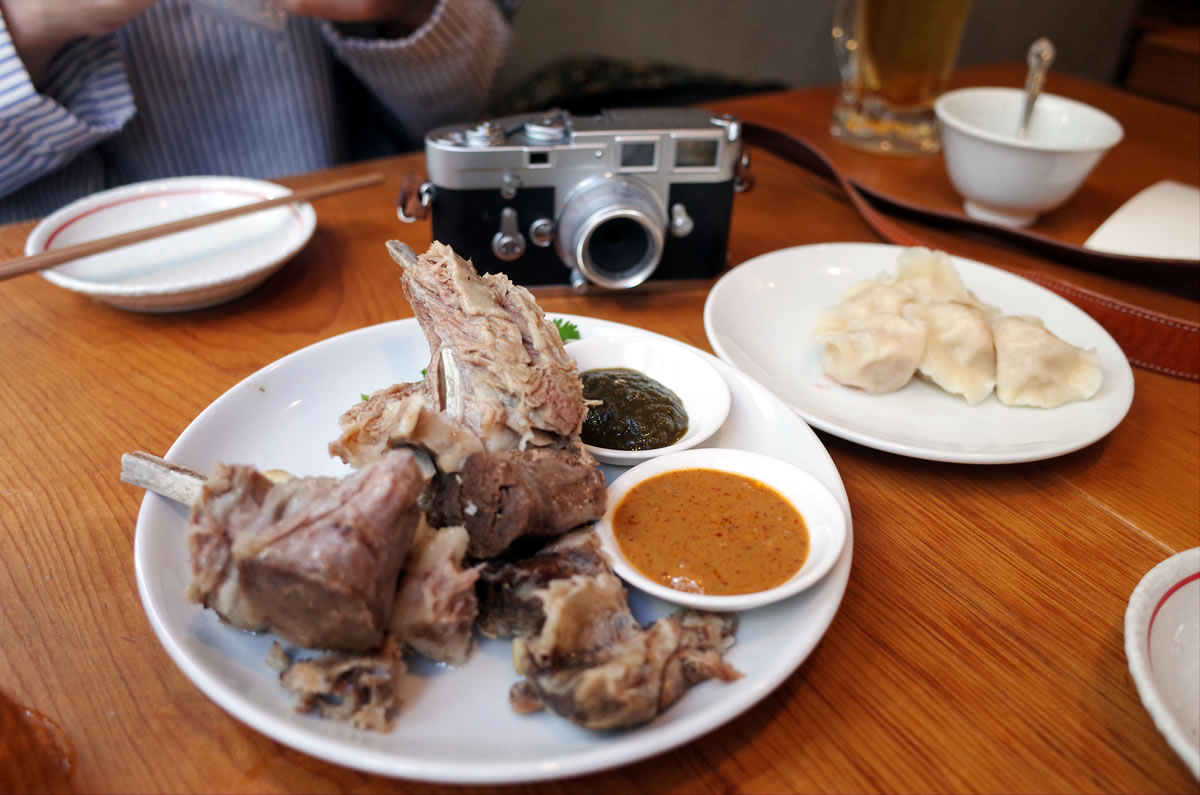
703,243,1135,464
27,175,316,299
132,313,852,784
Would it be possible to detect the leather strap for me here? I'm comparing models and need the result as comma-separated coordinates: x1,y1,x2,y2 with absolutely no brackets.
740,122,1200,382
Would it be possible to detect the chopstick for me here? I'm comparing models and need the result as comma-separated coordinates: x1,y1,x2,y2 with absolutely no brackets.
0,171,385,282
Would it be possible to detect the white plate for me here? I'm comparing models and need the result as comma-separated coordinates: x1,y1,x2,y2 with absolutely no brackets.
703,243,1135,464
27,176,316,312
568,335,732,465
1125,547,1200,780
595,447,848,611
1085,180,1200,261
133,314,852,784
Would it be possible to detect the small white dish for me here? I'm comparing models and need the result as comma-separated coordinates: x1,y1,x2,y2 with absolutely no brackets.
567,335,731,465
1125,547,1200,780
704,243,1135,464
594,448,848,612
1085,180,1200,260
935,87,1124,227
26,175,317,312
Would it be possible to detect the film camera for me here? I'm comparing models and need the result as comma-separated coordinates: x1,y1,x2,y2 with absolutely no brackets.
407,108,749,289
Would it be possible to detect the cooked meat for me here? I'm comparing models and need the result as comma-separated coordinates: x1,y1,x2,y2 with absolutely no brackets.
387,240,586,451
389,519,482,665
330,382,485,474
509,573,741,730
476,528,611,638
186,450,426,651
274,641,406,732
425,447,607,558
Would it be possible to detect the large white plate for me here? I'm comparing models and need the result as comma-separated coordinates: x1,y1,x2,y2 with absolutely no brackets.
703,243,1135,464
133,314,852,784
27,176,316,312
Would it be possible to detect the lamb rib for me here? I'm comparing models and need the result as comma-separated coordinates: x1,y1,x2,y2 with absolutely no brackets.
387,240,586,451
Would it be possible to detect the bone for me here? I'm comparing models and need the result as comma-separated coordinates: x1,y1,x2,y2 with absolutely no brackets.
386,240,418,269
121,451,295,506
120,451,207,506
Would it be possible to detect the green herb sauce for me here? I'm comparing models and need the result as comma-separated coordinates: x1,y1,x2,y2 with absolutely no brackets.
580,368,688,451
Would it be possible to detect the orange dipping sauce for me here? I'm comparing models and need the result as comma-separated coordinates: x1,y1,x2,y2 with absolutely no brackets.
611,467,810,596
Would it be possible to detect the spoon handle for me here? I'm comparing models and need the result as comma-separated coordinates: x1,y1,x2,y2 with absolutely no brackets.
1018,37,1056,137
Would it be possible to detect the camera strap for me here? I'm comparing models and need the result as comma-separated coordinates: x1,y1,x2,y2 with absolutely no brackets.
394,125,1199,381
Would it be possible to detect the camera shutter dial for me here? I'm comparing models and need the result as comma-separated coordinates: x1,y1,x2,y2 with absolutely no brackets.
491,207,527,262
555,178,666,290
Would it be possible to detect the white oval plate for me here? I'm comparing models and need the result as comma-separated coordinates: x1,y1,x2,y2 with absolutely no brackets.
27,176,316,312
568,335,732,464
595,447,847,611
1125,547,1200,779
703,243,1135,464
133,314,852,784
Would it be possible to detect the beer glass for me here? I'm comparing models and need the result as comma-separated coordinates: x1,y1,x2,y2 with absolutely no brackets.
831,0,971,155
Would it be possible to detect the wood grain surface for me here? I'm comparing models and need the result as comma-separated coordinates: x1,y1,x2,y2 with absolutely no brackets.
0,64,1196,794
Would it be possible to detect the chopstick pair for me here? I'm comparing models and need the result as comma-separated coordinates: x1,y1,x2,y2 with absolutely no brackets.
0,171,386,282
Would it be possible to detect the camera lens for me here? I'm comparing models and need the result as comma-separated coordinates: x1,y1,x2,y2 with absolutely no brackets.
556,178,665,289
586,217,650,278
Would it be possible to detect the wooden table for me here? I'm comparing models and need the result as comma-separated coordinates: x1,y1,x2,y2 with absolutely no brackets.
1,63,1196,794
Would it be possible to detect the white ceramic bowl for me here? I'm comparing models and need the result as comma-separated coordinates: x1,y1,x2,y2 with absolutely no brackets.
26,175,316,312
567,335,731,465
594,448,848,611
934,87,1124,227
1125,547,1200,779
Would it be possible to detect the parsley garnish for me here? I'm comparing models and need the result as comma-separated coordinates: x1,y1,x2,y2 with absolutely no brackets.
553,318,581,342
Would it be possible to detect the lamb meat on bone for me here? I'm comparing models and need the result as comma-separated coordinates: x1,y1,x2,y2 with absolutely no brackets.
186,449,426,651
387,240,585,451
508,570,742,730
424,446,607,559
330,382,485,475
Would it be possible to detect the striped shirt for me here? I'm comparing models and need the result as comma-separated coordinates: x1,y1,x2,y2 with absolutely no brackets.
0,0,514,222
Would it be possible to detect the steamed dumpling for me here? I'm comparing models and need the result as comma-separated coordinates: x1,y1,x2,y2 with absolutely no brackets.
902,302,996,405
992,316,1102,407
813,282,913,337
886,248,1000,318
819,313,927,394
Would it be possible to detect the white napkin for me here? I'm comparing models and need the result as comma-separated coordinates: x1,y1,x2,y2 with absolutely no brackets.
1085,180,1200,260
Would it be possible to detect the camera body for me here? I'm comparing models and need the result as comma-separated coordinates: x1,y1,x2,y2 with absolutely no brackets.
419,108,745,289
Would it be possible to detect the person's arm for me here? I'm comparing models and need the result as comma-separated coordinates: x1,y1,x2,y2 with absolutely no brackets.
0,3,147,199
286,0,514,143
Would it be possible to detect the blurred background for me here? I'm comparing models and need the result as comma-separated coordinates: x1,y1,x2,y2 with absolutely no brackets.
488,0,1199,115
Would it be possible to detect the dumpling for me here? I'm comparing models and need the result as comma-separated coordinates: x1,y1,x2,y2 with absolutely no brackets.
819,313,927,394
991,316,1103,408
902,302,996,405
813,281,913,337
886,248,1000,318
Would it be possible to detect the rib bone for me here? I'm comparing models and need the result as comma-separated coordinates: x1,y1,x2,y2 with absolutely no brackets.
120,451,206,506
121,451,292,505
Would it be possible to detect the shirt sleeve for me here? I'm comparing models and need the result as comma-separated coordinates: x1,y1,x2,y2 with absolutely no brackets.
0,13,137,199
318,0,513,142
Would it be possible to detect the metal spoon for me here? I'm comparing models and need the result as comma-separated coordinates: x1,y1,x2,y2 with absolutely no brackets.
1018,37,1056,137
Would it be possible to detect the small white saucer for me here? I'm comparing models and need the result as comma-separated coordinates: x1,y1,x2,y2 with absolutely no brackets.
567,335,731,465
1125,547,1200,779
594,448,848,612
26,176,317,312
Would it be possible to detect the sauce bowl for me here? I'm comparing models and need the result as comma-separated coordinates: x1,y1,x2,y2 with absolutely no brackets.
567,335,731,465
594,448,848,611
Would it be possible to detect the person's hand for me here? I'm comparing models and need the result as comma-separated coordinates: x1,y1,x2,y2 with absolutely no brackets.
278,0,440,37
1,0,157,84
